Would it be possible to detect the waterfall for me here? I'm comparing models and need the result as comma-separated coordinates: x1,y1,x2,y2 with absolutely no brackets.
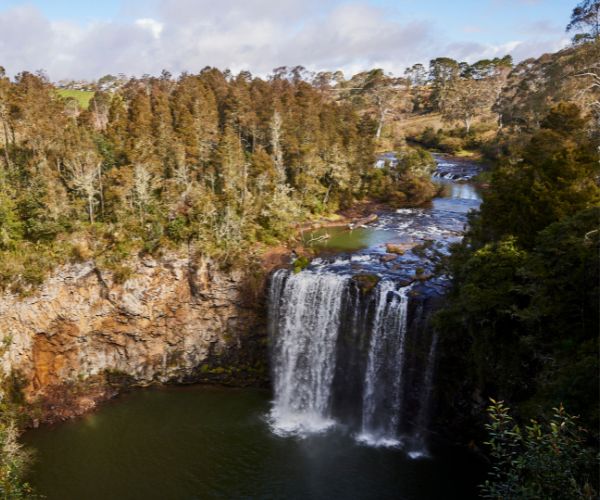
408,332,439,458
268,268,436,451
358,283,412,446
268,270,348,436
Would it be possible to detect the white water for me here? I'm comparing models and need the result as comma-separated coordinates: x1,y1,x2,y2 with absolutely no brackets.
268,270,348,436
408,332,439,458
358,283,412,447
266,153,482,452
269,270,418,447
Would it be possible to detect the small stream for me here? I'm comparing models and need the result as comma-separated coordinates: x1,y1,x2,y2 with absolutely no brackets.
23,153,485,500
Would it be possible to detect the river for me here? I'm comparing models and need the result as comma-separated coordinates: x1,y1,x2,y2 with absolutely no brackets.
24,153,485,500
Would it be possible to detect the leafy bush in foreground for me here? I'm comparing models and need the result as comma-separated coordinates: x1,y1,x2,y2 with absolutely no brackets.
481,400,598,500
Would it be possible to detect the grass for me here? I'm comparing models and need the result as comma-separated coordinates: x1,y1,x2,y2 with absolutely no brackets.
400,113,445,136
57,89,95,109
454,149,479,158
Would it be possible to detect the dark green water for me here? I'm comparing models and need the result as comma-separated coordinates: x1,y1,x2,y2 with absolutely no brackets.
300,226,398,252
24,386,483,500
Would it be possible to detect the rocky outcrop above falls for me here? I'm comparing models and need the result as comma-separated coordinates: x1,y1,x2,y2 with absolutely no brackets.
0,255,270,423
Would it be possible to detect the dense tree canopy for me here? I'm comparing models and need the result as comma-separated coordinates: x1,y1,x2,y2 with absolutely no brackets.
437,103,600,439
0,67,441,292
474,103,599,247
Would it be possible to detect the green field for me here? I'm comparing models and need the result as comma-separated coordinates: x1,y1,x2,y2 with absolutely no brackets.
57,89,95,109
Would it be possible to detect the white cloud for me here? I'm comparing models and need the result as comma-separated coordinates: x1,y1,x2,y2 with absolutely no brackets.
442,37,570,64
135,18,164,39
506,37,570,61
0,1,570,80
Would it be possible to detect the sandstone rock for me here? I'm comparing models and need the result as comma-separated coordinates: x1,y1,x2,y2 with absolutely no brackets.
385,242,417,255
0,254,268,422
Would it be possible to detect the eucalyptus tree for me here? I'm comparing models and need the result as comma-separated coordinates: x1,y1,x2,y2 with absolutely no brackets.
428,57,460,111
438,58,511,132
64,150,102,224
567,0,600,43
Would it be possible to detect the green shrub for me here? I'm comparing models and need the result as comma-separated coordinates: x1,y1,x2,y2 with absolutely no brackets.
417,127,438,148
437,136,464,154
0,420,37,499
292,256,310,273
0,192,23,250
481,400,598,499
165,216,190,243
110,264,134,284
0,372,38,498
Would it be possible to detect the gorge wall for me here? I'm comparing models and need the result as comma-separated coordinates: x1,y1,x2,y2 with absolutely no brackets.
0,254,272,423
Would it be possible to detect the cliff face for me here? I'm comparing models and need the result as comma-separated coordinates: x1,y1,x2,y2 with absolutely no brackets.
0,255,270,423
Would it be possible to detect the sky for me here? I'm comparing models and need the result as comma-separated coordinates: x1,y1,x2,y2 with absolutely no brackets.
0,0,575,81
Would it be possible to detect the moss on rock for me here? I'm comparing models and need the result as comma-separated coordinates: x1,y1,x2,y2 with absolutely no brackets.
352,273,380,294
292,256,311,273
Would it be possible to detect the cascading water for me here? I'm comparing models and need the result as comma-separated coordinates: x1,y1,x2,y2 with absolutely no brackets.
268,270,422,447
267,153,482,452
415,332,439,436
358,282,412,446
268,269,348,435
408,332,439,458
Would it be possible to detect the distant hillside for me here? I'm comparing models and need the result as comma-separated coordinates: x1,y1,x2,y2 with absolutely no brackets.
496,41,599,131
375,40,600,157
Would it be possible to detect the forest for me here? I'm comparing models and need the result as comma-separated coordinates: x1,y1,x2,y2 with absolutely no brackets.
0,1,599,498
0,68,381,293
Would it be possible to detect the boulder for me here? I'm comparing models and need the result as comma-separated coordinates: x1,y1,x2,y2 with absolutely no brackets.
380,254,398,263
385,242,417,255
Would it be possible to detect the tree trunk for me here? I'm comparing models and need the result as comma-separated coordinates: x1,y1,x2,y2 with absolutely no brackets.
1,119,10,171
323,183,332,206
88,195,95,224
375,108,387,139
465,116,472,134
99,169,105,218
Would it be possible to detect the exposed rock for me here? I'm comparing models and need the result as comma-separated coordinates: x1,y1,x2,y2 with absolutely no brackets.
352,274,380,294
386,242,418,255
0,254,268,423
380,253,398,263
